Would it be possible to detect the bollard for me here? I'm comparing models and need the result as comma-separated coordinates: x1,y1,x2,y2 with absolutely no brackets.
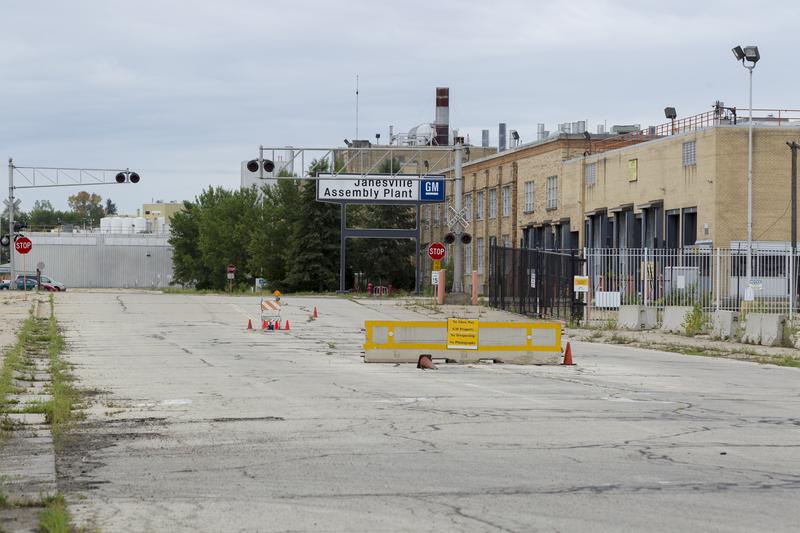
367,282,373,296
437,269,446,305
471,270,478,305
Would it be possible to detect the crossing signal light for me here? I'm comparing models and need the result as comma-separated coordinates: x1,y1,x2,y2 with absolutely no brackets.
115,171,140,184
0,235,9,247
461,233,472,245
444,233,456,244
247,159,275,173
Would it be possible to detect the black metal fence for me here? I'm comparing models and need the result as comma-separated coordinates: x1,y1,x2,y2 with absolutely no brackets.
488,244,585,321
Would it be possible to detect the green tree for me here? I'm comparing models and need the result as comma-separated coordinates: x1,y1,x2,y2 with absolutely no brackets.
247,170,302,288
68,191,104,226
104,198,118,216
169,201,208,288
283,158,342,291
195,187,261,290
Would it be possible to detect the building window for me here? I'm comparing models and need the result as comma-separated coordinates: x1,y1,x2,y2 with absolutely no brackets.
464,242,472,272
489,188,497,219
546,176,557,210
433,204,440,227
464,193,472,220
585,162,596,186
628,159,638,182
502,186,511,217
682,141,696,167
476,191,484,220
524,181,534,213
476,238,484,274
502,234,510,247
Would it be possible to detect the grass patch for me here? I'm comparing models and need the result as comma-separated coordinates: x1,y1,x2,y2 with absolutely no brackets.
44,295,78,445
0,308,37,439
38,494,71,533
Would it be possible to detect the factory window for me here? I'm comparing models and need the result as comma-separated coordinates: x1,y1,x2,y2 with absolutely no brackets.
476,238,484,274
502,186,511,217
464,193,472,220
489,188,497,219
585,162,597,186
524,181,534,213
546,176,558,210
628,159,638,182
476,191,485,220
682,141,696,167
464,241,472,272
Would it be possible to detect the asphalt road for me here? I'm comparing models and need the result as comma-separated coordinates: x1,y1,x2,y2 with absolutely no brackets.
54,292,800,532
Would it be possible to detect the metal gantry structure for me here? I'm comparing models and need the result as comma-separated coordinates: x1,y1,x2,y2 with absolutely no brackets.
5,158,139,290
251,143,467,294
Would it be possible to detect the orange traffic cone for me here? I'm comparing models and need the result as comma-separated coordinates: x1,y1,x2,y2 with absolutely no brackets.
247,319,253,330
417,354,437,370
562,342,575,365
313,306,318,319
283,320,291,331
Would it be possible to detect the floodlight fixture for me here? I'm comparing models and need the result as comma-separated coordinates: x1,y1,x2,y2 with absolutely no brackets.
732,45,745,61
743,46,760,63
664,107,677,120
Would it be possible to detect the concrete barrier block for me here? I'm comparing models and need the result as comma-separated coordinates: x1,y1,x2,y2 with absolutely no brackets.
741,313,785,346
661,306,693,334
617,305,657,330
364,320,563,365
712,310,737,340
758,314,785,347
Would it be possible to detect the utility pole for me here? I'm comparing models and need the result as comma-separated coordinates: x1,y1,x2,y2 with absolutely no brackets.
789,141,798,254
7,158,15,289
452,139,464,293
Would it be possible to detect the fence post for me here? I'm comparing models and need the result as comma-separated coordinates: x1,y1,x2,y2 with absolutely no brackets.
790,249,794,322
644,248,649,307
715,248,721,312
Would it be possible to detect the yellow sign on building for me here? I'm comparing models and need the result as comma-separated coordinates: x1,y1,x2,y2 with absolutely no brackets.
446,318,479,350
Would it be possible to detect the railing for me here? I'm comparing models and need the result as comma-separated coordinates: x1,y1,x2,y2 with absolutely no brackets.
590,107,800,154
488,245,585,321
585,247,800,323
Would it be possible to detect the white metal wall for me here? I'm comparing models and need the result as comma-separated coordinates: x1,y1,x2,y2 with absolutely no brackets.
20,233,173,289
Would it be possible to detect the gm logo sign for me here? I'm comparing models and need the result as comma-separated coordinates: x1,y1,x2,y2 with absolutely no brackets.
419,177,445,202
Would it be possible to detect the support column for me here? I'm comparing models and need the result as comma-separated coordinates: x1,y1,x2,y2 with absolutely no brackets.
453,140,464,292
8,158,15,291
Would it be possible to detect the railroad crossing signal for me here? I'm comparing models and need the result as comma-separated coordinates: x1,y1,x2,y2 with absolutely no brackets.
447,204,469,232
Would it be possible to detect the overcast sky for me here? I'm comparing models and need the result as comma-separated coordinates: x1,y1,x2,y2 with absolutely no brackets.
2,0,798,214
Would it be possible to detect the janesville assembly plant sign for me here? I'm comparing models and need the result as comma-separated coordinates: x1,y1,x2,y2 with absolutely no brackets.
316,173,446,204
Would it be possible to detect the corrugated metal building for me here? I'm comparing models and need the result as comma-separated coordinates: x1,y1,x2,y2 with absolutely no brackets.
18,232,173,289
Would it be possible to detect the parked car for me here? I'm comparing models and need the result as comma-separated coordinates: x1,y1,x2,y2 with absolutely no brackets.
15,277,38,291
12,274,66,292
38,275,66,291
0,279,9,290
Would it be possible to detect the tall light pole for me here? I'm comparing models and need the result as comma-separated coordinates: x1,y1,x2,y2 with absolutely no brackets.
732,44,760,296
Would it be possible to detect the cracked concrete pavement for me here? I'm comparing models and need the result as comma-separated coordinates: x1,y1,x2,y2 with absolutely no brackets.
50,292,800,532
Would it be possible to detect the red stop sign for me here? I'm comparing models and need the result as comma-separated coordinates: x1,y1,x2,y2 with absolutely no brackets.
15,237,32,255
428,242,446,261
227,264,236,274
